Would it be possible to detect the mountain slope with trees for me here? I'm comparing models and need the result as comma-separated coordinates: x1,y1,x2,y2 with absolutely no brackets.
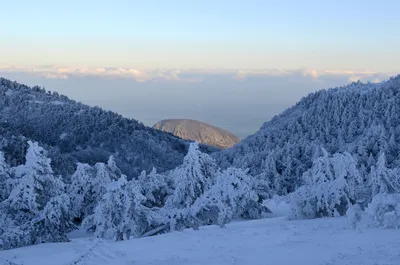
217,75,400,195
0,77,207,179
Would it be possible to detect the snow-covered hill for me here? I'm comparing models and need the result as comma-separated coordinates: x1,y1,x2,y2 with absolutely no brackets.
217,75,400,194
0,77,203,179
1,216,399,265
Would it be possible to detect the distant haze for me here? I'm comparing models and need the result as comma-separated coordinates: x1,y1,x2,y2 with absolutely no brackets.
0,70,394,138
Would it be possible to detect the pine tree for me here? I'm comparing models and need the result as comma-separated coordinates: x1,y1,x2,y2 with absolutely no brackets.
138,167,169,208
41,194,75,242
290,150,363,219
166,142,217,209
84,176,131,241
69,159,118,221
85,176,162,240
0,151,11,202
7,141,64,223
193,167,267,227
369,153,400,197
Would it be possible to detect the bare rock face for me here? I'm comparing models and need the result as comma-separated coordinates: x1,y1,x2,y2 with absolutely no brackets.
153,119,240,149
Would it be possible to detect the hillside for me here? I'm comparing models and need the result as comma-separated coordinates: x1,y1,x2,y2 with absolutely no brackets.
217,75,400,194
0,77,195,178
153,119,240,149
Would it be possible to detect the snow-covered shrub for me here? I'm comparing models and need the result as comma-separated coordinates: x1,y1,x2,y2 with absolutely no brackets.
289,150,363,219
263,195,290,217
365,193,400,229
192,167,268,227
346,204,363,228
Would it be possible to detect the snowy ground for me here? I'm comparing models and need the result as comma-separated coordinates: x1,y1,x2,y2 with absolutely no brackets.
1,216,399,265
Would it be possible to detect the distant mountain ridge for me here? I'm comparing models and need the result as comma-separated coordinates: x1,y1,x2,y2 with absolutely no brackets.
153,119,240,149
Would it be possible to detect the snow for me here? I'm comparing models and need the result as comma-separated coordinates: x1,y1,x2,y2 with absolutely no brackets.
51,101,65,105
1,216,399,265
59,133,68,140
5,89,14,96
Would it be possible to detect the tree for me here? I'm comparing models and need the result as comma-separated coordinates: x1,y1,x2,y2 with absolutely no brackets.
290,150,363,219
166,142,217,209
84,176,131,241
369,153,400,197
69,157,119,221
192,167,268,227
138,168,170,208
41,194,75,242
0,151,11,201
7,141,64,223
84,176,162,240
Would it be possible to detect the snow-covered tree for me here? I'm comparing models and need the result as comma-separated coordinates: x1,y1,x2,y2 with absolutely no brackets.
138,168,170,208
0,151,11,202
68,163,96,220
69,157,119,221
41,194,75,242
0,142,71,249
85,176,162,240
7,141,64,223
84,176,131,241
166,142,217,209
290,150,363,219
192,167,268,227
369,153,400,197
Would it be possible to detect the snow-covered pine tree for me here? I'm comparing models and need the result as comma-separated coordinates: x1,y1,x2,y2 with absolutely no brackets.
0,141,70,249
166,142,217,209
68,163,96,220
85,176,162,240
84,175,131,241
369,153,400,197
164,142,218,230
69,157,118,221
290,150,363,219
138,167,170,208
192,167,268,227
41,194,75,243
7,141,64,223
0,151,11,201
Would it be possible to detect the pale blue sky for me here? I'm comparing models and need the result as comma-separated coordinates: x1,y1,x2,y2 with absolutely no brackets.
1,0,400,70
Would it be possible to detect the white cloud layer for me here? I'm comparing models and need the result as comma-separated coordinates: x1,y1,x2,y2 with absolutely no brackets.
0,65,396,83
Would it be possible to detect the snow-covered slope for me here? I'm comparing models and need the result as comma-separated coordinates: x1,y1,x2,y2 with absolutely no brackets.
217,75,400,194
0,77,196,178
1,216,399,265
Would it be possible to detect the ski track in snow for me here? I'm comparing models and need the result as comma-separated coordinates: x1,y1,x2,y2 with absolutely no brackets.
1,216,400,265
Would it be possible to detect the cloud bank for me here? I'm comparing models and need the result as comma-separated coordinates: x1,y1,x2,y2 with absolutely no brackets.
0,65,395,84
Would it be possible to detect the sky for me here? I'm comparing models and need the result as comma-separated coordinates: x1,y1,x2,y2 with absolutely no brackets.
1,0,400,138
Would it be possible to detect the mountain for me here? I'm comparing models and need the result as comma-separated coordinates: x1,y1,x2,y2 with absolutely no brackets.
217,75,400,194
153,119,240,149
0,77,213,179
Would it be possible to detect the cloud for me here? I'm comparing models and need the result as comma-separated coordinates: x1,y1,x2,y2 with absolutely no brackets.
0,65,396,84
